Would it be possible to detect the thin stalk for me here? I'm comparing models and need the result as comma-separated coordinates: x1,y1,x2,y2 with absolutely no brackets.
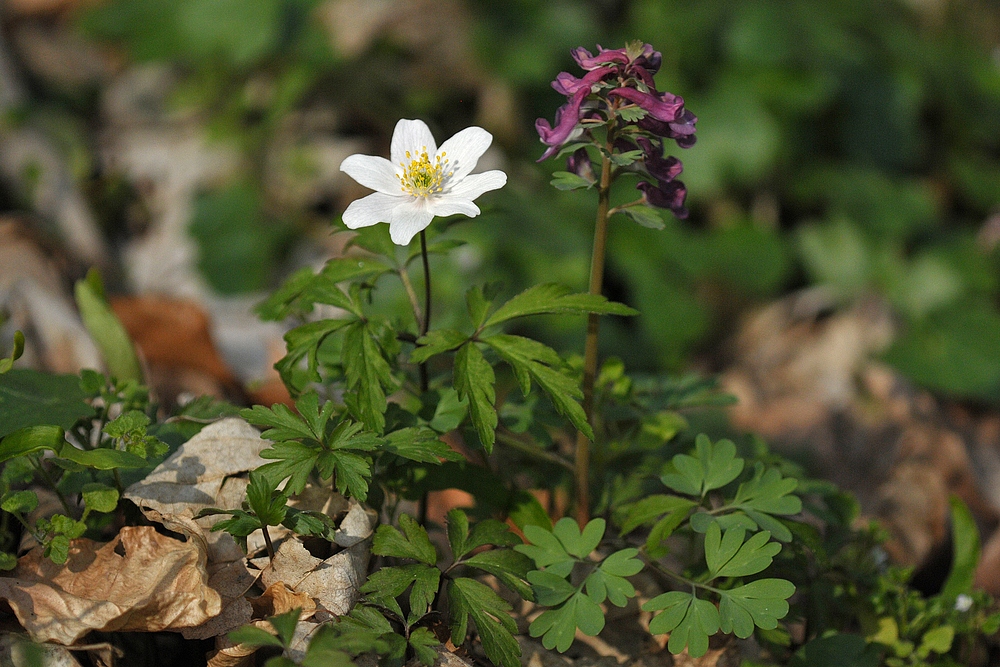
419,230,432,393
262,524,276,561
399,266,423,332
32,459,72,515
496,431,575,472
574,150,613,528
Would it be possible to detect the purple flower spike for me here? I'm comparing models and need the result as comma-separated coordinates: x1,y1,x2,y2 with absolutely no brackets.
536,87,589,161
636,136,683,183
571,45,629,70
638,179,688,219
608,87,686,123
552,68,610,96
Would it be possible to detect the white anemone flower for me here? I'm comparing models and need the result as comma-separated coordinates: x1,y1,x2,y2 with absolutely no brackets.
339,119,507,245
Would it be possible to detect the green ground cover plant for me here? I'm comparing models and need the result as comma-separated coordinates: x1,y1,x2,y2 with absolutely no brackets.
3,34,1000,666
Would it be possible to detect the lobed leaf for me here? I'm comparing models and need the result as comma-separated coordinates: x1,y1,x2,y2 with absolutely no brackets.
644,591,720,657
342,321,396,434
372,513,437,565
484,283,636,329
453,342,497,451
383,427,460,463
718,578,795,638
529,590,604,652
449,577,520,667
411,329,469,364
705,523,781,579
550,171,594,191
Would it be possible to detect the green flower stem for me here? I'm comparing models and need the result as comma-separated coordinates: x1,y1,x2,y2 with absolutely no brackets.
399,266,423,331
419,230,432,394
262,524,276,561
575,149,613,528
496,431,575,472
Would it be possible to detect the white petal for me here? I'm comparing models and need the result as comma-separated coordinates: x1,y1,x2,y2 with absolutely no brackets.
437,126,492,182
446,170,507,201
389,200,435,245
340,154,402,194
428,196,480,218
342,192,400,229
391,119,437,167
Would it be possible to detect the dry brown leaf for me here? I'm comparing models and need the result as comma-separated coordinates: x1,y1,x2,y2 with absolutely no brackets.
252,502,376,618
0,526,220,645
251,582,316,619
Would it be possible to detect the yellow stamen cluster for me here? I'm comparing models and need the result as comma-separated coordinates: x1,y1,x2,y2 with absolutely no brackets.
397,147,452,197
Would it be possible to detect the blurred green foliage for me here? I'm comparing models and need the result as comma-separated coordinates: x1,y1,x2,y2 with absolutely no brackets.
26,0,1000,400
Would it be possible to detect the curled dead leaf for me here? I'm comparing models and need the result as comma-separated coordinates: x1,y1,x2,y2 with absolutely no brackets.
0,526,220,645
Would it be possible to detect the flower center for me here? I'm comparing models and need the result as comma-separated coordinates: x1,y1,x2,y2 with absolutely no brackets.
397,148,452,197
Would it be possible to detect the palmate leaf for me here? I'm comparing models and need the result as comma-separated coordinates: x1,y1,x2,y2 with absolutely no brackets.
550,171,594,191
661,434,743,498
453,342,497,451
705,523,781,579
484,283,637,329
464,549,533,601
343,321,396,434
446,508,520,560
383,427,461,463
245,470,288,527
408,627,440,666
483,334,593,440
515,521,575,577
644,591,720,658
320,450,373,500
730,463,802,542
257,441,320,495
410,329,469,364
529,590,605,652
274,318,355,390
372,513,437,565
449,577,520,667
718,578,795,638
619,494,697,535
361,563,439,624
241,392,329,443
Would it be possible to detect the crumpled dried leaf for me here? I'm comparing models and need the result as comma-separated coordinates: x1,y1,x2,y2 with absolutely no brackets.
0,526,221,645
125,418,271,639
250,501,376,619
251,582,316,619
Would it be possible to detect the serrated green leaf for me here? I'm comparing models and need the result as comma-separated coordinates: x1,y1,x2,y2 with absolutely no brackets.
454,342,496,451
384,427,460,463
372,513,436,565
361,563,439,624
620,495,696,535
282,508,338,540
719,578,795,638
464,549,533,600
229,625,286,649
408,626,440,666
75,271,142,383
44,534,71,564
210,509,262,537
550,171,594,191
275,319,355,390
257,441,320,495
1,490,38,514
0,425,64,463
465,285,494,329
268,608,303,647
254,267,319,321
485,284,636,329
449,577,520,667
343,321,396,434
411,329,469,364
241,401,319,443
622,204,666,229
705,523,780,579
245,469,285,522
617,106,648,122
529,590,604,652
81,483,119,513
483,334,593,440
103,410,150,439
644,592,720,657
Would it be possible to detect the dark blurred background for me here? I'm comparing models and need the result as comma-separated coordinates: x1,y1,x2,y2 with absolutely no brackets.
3,0,1000,404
